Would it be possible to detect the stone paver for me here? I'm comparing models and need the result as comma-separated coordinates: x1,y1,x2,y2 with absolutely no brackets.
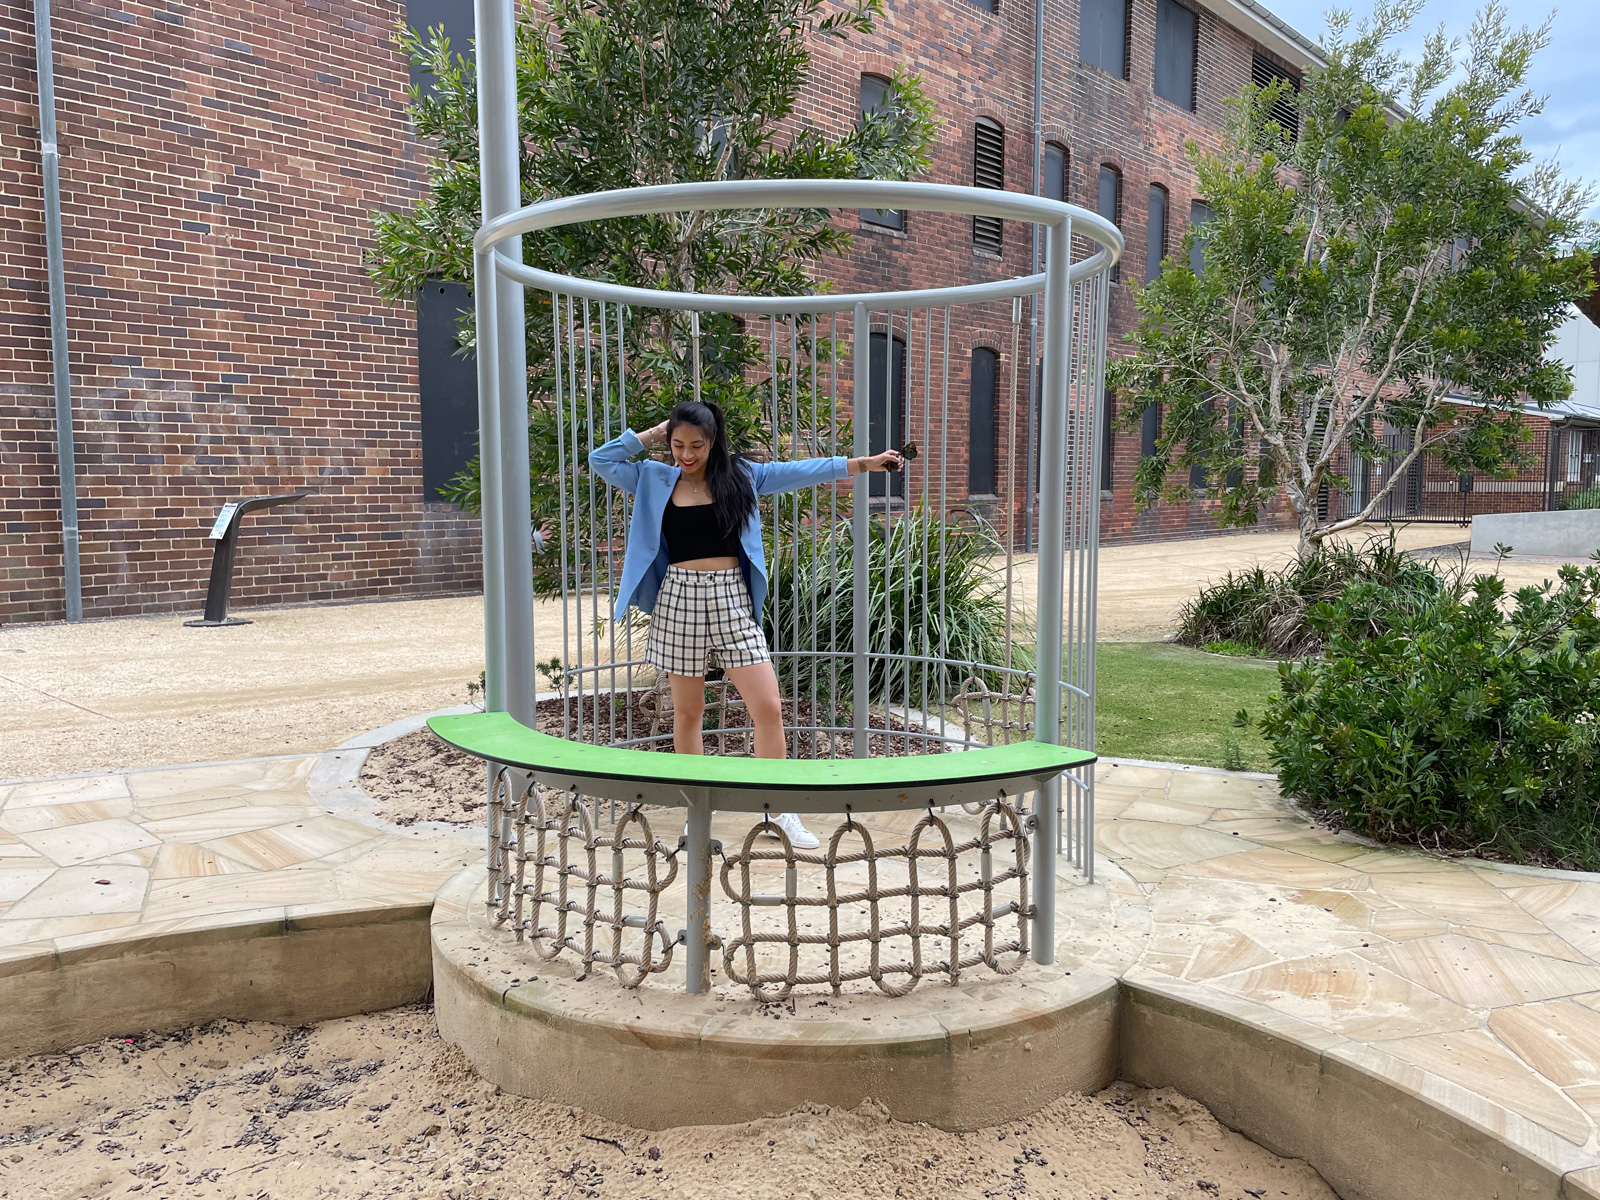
1068,760,1600,1155
0,756,474,962
5,746,1600,1161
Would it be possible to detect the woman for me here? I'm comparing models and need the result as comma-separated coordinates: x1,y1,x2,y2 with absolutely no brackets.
590,401,903,849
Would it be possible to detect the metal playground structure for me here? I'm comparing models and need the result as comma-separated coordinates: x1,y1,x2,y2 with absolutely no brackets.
431,2,1124,999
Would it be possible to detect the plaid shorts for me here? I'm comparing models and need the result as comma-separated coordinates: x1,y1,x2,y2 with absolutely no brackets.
646,566,771,678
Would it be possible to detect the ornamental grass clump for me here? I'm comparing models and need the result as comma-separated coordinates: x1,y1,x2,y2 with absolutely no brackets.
1256,564,1600,868
1176,533,1448,658
764,509,1031,703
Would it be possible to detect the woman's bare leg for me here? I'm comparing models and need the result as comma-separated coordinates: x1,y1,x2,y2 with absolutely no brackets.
725,662,786,759
668,673,706,755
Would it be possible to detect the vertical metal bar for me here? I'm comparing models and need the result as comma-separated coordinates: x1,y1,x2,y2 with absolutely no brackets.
1025,0,1044,555
809,316,821,755
1081,270,1109,883
938,307,952,744
1032,218,1073,964
828,312,840,752
556,295,574,738
477,0,535,725
583,299,600,745
619,304,634,745
684,788,713,994
32,0,80,622
600,301,618,747
919,305,932,751
852,303,870,758
474,253,506,712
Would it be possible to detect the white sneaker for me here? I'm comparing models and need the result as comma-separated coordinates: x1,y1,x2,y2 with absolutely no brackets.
770,812,820,850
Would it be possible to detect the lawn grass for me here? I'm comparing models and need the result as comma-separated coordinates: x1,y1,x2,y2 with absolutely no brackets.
1095,641,1282,772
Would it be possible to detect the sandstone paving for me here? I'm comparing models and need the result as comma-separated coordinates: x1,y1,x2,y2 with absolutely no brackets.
10,748,1600,1163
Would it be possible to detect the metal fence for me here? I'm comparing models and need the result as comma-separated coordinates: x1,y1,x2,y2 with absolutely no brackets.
1322,423,1567,527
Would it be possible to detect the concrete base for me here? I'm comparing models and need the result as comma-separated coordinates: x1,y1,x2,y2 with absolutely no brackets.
430,867,1119,1131
0,904,434,1058
1470,509,1600,558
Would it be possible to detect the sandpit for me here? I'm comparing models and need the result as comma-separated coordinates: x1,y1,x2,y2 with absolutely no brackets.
0,1002,1336,1200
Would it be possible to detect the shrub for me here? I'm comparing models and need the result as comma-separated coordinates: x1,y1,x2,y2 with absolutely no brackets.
1562,486,1600,511
763,509,1031,704
1201,638,1269,658
1255,564,1600,868
1176,532,1449,658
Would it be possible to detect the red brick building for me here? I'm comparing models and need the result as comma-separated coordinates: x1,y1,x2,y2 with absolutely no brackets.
1,0,1326,624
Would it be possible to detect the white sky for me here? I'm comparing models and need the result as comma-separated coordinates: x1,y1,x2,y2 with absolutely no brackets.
1258,0,1600,221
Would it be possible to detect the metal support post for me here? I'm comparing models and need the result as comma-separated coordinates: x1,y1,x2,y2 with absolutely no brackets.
474,0,536,724
1030,219,1073,964
33,0,80,622
684,789,714,994
851,302,870,759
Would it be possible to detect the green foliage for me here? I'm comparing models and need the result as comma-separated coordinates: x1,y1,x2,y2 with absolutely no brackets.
1201,638,1269,657
1177,533,1450,658
371,0,938,533
1258,564,1600,867
763,511,1032,703
1562,486,1600,511
1109,0,1595,554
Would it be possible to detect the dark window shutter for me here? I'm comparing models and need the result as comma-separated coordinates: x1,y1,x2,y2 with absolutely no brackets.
973,119,1005,253
1098,165,1122,281
417,281,479,500
969,348,999,493
1189,199,1214,274
1250,54,1300,139
1079,0,1129,78
1146,185,1168,282
859,76,904,230
1154,0,1197,110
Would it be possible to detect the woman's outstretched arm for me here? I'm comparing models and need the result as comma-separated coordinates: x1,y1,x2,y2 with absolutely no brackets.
750,449,905,496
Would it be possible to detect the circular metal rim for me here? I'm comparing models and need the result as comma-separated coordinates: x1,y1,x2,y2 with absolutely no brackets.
473,179,1123,315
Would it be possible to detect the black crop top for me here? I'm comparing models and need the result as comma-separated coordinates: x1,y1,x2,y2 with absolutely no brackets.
662,501,741,563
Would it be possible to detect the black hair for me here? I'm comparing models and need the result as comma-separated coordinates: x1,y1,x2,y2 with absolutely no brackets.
665,400,757,539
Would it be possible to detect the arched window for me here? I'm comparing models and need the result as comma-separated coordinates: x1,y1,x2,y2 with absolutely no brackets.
1146,184,1169,282
859,76,904,230
1098,165,1122,282
1043,143,1068,202
869,331,906,498
969,348,999,494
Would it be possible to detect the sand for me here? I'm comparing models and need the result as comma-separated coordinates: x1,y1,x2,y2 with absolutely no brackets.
0,1003,1336,1200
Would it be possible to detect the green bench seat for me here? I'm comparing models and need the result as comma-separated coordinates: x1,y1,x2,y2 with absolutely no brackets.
427,711,1096,814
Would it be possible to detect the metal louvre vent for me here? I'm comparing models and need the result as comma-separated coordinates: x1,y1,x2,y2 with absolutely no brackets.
972,119,1004,253
1251,54,1300,139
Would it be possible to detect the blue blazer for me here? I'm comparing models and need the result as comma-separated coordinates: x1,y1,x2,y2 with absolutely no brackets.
589,429,850,621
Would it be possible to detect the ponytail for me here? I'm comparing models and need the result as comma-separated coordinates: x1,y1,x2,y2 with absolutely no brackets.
665,400,757,539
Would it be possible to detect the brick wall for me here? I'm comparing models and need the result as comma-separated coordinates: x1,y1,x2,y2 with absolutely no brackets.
3,0,1310,626
0,0,480,625
797,0,1297,546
